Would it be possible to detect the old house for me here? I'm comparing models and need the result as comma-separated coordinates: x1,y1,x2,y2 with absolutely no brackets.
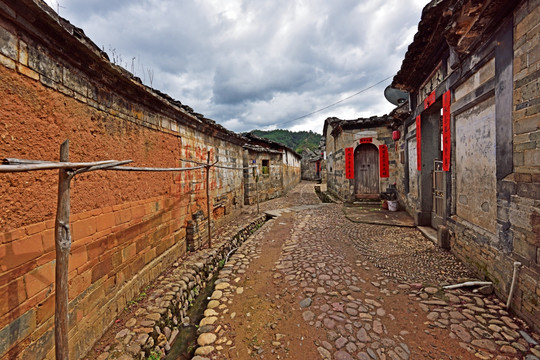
300,148,322,181
389,0,539,331
242,134,301,205
0,1,300,359
323,116,397,202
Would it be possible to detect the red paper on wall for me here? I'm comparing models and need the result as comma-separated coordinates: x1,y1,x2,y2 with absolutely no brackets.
379,145,389,178
416,115,422,171
424,90,436,109
345,147,354,179
442,90,451,171
359,137,373,144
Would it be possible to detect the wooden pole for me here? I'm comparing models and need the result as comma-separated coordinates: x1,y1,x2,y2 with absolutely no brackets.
256,170,260,214
206,151,212,249
55,140,72,360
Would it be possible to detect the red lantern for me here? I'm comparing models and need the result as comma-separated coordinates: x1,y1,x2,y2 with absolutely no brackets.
392,130,401,141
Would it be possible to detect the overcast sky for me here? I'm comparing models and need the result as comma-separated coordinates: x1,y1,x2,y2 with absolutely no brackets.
45,0,427,134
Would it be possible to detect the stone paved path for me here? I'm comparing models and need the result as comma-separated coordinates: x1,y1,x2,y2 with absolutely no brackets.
194,182,540,360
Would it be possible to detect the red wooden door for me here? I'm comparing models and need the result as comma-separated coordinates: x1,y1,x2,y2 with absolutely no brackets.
354,144,379,197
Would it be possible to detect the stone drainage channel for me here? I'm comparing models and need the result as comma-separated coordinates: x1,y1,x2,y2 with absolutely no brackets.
99,214,267,360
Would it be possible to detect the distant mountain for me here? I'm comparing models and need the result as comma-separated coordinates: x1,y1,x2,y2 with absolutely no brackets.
247,129,321,154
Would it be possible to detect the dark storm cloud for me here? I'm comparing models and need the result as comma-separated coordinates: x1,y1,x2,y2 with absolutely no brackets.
48,0,427,133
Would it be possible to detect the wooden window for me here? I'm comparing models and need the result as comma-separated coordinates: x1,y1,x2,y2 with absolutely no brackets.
262,159,269,175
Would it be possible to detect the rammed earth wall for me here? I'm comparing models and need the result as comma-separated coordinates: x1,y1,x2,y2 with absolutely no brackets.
0,1,255,359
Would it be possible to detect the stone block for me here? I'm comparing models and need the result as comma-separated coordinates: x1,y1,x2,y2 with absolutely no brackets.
91,255,113,283
1,235,44,271
72,217,97,241
39,74,58,89
513,232,537,263
0,52,15,69
17,63,39,80
36,294,55,326
514,152,525,167
0,26,17,60
516,141,537,152
62,67,87,95
28,46,62,82
24,261,55,298
514,114,539,135
437,225,451,250
18,41,28,65
95,213,115,233
517,182,540,200
498,179,516,200
0,278,27,319
68,245,88,274
524,149,540,168
0,309,36,358
526,103,540,117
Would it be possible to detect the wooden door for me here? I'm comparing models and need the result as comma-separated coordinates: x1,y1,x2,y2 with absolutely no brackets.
354,144,379,197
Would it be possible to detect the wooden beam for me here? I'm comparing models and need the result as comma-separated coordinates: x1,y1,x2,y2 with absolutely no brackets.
206,151,212,249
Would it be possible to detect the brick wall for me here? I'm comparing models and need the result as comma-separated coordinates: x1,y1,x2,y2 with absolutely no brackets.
508,0,540,331
0,1,247,358
452,0,540,332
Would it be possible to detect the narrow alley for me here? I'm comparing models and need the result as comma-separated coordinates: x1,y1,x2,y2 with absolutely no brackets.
193,182,539,360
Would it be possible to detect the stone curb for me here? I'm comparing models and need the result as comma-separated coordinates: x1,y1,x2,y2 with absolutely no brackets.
192,218,271,359
96,214,267,360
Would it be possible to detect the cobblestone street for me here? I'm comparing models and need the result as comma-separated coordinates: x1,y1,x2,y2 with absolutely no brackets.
194,182,540,360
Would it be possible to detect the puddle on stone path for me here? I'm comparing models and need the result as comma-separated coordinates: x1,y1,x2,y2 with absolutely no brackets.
165,274,218,360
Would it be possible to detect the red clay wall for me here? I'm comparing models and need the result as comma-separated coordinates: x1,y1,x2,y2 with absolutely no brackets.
0,1,245,358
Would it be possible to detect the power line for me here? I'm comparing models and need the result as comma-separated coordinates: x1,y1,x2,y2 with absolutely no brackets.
279,75,393,126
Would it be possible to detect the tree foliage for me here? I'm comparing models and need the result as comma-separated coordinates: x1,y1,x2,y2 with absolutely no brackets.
247,129,321,154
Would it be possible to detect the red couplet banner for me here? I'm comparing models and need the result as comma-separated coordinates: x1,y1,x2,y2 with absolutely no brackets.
345,147,354,179
424,90,436,109
359,137,373,144
416,115,422,171
379,145,389,178
442,90,451,171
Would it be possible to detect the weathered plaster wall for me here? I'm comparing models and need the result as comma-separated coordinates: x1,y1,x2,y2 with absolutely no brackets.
455,96,497,233
0,2,247,359
282,149,301,192
243,150,283,205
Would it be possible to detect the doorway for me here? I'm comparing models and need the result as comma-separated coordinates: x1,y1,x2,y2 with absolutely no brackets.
354,143,379,198
418,107,443,228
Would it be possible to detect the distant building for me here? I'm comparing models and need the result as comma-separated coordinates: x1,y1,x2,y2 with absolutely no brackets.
300,148,322,181
323,116,397,202
242,134,301,205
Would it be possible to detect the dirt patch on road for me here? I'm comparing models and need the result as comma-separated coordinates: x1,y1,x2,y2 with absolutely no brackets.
222,212,324,359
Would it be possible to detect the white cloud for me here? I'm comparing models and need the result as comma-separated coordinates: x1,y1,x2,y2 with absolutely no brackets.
49,0,428,134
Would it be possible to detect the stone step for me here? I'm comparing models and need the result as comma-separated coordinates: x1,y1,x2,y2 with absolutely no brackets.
418,226,437,243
